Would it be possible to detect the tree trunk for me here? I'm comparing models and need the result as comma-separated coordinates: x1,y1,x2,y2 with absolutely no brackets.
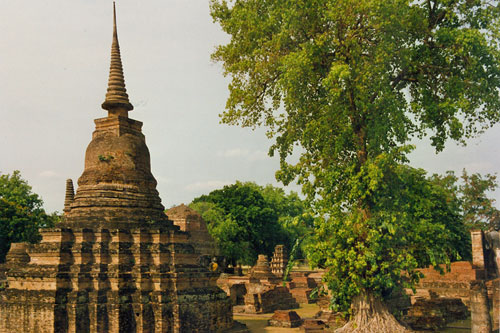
335,292,413,333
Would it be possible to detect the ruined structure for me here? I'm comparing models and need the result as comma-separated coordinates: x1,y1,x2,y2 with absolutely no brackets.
267,310,303,328
218,255,298,314
403,298,468,331
269,245,319,304
408,229,500,331
286,271,318,304
0,4,234,332
166,204,218,261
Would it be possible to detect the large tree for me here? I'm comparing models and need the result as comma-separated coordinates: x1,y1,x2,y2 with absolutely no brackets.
243,182,315,258
191,181,312,265
210,0,500,331
0,171,55,263
191,182,289,265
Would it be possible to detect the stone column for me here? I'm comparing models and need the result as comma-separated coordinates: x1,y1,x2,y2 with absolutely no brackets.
493,279,500,332
472,230,486,269
470,281,492,333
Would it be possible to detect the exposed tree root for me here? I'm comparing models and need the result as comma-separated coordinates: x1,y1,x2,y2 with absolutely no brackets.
335,292,413,333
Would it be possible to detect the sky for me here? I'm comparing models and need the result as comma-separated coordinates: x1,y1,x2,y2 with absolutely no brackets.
0,1,499,213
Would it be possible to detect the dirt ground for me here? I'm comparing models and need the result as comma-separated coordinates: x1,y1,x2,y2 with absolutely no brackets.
233,303,321,332
233,303,472,333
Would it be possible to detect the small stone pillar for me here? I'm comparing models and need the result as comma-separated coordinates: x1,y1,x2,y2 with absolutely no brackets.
472,230,486,269
470,281,492,333
270,245,288,277
471,230,487,279
63,179,75,214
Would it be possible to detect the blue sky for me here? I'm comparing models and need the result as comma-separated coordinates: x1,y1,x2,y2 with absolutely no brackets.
1,0,499,213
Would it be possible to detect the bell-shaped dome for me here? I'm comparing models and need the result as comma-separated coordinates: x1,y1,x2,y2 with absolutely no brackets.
80,128,155,188
65,116,167,225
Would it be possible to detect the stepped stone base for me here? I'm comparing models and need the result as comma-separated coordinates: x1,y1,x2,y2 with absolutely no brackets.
286,272,318,304
0,223,233,333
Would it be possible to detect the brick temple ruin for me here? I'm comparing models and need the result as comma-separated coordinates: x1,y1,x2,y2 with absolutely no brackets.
0,4,236,332
217,254,299,314
166,204,219,266
403,229,500,331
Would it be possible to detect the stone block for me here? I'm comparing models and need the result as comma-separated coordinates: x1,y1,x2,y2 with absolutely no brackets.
268,310,303,328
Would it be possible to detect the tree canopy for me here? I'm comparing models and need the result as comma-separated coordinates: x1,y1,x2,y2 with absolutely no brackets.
190,181,311,265
210,0,500,329
0,171,55,263
430,169,500,230
460,170,500,230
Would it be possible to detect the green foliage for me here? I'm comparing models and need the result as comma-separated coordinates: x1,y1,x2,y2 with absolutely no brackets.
0,171,55,263
190,200,254,264
460,170,500,230
427,172,471,262
429,169,500,230
191,181,311,265
211,0,500,158
211,0,500,314
306,160,469,312
242,182,315,257
98,155,114,162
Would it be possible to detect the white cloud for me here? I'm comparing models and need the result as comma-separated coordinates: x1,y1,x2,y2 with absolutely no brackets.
217,148,249,158
217,148,269,161
248,150,268,161
184,180,231,192
39,170,63,179
463,162,494,173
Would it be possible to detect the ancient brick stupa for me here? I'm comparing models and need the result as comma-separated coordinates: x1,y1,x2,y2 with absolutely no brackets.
0,4,233,332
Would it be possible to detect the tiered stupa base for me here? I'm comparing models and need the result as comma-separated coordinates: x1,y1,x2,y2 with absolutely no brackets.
1,223,233,332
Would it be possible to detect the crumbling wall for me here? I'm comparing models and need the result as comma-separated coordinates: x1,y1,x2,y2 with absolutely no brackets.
409,261,478,307
0,290,55,333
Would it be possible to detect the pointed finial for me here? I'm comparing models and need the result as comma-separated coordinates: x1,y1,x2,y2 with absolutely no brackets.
102,2,133,115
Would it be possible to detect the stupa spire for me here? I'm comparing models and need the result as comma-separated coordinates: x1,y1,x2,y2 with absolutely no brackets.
102,2,133,115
